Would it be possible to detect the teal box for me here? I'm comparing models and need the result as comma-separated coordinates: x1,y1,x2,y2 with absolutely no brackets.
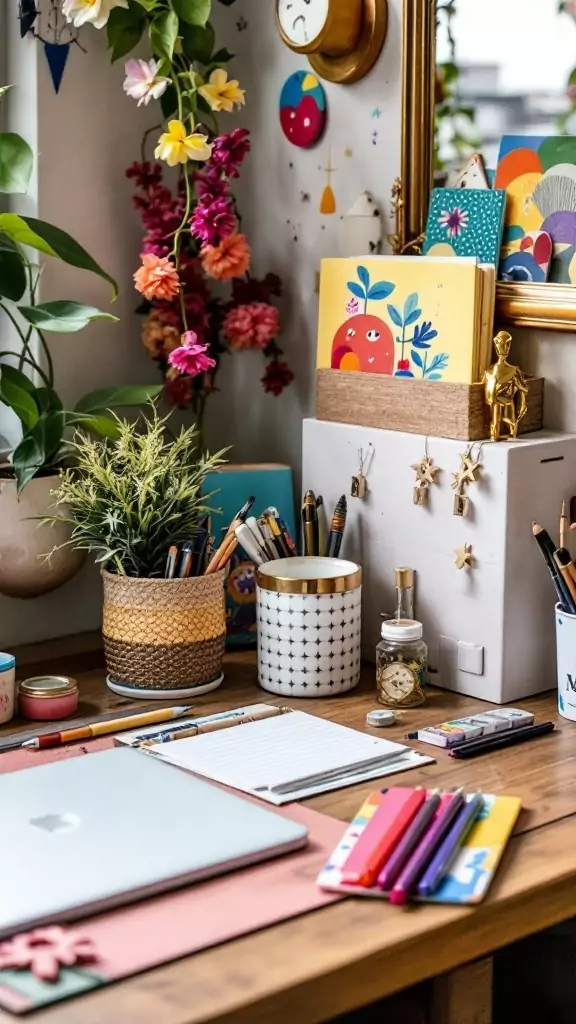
203,464,296,648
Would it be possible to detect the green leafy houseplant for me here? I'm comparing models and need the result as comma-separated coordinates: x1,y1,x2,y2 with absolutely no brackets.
0,86,162,490
46,407,227,577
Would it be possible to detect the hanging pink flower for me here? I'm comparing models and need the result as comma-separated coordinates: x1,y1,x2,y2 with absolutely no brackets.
168,331,216,377
261,360,295,396
190,197,237,246
223,302,279,350
209,129,251,179
0,927,98,982
123,59,169,107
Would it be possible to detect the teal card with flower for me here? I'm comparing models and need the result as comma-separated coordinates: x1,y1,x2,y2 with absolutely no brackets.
423,188,507,265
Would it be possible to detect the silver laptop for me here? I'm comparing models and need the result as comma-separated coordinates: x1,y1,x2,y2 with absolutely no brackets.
0,747,309,938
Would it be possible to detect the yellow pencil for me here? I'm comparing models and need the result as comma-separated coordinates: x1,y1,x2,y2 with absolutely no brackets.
22,705,195,749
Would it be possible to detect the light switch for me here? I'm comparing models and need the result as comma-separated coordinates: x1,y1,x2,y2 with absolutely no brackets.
458,641,484,676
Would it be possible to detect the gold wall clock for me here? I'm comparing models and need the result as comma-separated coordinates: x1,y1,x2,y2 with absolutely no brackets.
275,0,388,85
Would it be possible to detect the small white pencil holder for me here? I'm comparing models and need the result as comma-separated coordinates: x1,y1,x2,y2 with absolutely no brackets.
256,557,362,698
0,652,15,725
556,605,576,722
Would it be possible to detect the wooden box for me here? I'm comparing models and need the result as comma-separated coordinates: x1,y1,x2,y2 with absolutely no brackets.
316,369,544,442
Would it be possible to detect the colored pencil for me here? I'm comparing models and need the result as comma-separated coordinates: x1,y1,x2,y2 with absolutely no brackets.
448,721,555,759
21,705,195,750
417,794,484,897
377,791,441,891
389,789,465,906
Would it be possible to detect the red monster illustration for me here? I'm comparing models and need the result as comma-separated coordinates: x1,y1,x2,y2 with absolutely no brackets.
330,265,396,374
331,315,394,374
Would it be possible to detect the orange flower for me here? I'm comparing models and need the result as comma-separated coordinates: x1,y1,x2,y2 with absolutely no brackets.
141,312,181,359
200,233,251,281
134,254,180,301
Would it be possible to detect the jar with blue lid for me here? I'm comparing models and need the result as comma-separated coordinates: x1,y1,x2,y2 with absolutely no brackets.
0,652,15,724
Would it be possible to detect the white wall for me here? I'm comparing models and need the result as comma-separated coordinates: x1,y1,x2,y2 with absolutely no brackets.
205,0,403,478
0,28,158,646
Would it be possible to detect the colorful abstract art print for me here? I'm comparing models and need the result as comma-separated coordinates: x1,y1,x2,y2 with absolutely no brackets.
500,230,553,283
423,188,506,266
279,71,326,149
317,257,482,385
495,135,576,283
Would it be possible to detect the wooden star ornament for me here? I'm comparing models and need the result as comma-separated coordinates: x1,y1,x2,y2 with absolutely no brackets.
411,456,440,506
458,453,481,487
455,543,474,571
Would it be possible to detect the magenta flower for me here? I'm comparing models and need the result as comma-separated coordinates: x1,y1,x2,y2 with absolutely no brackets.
168,331,216,377
195,168,230,203
438,206,469,238
210,129,251,179
191,196,236,246
346,297,360,316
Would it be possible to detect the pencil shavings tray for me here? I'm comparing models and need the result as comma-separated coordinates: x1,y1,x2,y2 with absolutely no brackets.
317,789,522,905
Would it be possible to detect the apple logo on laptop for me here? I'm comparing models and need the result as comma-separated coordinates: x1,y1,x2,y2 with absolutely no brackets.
29,813,81,833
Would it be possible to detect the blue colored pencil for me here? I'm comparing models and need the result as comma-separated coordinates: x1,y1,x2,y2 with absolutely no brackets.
417,793,484,897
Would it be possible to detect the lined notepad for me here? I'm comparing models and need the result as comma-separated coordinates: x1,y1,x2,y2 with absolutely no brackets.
147,712,434,805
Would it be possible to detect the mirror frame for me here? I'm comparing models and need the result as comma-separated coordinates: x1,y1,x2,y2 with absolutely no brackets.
400,0,576,331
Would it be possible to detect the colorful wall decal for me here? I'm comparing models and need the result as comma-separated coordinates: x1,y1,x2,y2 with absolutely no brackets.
423,188,506,266
495,135,576,283
279,71,326,149
317,257,484,384
339,192,383,257
319,148,336,215
500,230,553,283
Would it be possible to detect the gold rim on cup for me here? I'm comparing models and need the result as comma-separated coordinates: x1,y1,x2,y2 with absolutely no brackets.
256,561,362,595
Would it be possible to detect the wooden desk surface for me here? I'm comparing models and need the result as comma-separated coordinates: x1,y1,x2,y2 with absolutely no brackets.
1,652,573,1024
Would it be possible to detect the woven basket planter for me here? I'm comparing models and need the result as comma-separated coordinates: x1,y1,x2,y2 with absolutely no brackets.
101,569,226,692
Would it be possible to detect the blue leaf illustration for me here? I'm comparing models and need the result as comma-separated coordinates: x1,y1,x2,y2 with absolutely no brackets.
404,308,422,326
368,281,396,300
395,369,415,378
411,349,423,369
413,321,438,346
404,292,419,318
387,304,403,327
411,338,432,349
347,281,366,300
428,373,443,380
357,265,370,290
424,353,449,378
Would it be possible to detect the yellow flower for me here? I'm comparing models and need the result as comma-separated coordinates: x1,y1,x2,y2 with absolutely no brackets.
198,69,245,113
154,120,213,166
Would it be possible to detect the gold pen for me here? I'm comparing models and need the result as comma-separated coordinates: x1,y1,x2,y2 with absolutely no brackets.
302,490,319,557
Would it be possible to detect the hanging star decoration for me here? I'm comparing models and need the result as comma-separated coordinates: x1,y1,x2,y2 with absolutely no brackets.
451,449,482,517
455,543,474,570
411,455,440,506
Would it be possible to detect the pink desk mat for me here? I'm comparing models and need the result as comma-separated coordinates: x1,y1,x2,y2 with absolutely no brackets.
0,738,346,1014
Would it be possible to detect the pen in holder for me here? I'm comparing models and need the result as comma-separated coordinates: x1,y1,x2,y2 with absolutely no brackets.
256,557,362,698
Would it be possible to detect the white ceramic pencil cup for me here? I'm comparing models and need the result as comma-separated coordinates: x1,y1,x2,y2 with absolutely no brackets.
256,557,362,698
556,605,576,722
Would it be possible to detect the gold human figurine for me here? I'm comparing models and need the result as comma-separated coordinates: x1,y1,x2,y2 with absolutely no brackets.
483,331,529,442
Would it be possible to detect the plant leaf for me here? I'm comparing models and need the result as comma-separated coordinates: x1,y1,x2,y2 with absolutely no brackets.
0,132,33,194
0,86,13,101
411,349,423,369
35,387,63,414
180,22,215,63
404,308,422,326
150,9,179,61
346,281,366,300
428,373,443,380
387,304,403,328
0,235,26,301
367,281,395,300
403,292,419,318
0,364,36,394
210,47,234,63
172,0,211,26
132,0,157,9
12,411,65,491
74,384,163,414
18,301,119,333
411,338,432,349
66,413,122,439
0,213,57,256
0,368,39,430
17,218,118,300
356,265,370,290
107,5,145,61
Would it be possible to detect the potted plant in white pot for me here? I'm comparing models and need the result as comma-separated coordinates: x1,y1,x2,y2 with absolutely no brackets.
46,406,228,697
0,86,161,598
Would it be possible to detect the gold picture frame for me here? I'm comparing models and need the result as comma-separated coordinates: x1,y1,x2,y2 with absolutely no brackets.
400,0,576,331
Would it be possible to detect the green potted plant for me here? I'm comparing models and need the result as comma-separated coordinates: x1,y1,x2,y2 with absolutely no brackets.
47,406,228,697
0,85,161,598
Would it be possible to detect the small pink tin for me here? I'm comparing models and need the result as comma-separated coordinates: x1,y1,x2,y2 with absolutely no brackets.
18,676,79,721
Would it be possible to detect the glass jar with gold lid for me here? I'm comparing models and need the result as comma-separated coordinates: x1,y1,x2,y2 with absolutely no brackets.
376,619,427,708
